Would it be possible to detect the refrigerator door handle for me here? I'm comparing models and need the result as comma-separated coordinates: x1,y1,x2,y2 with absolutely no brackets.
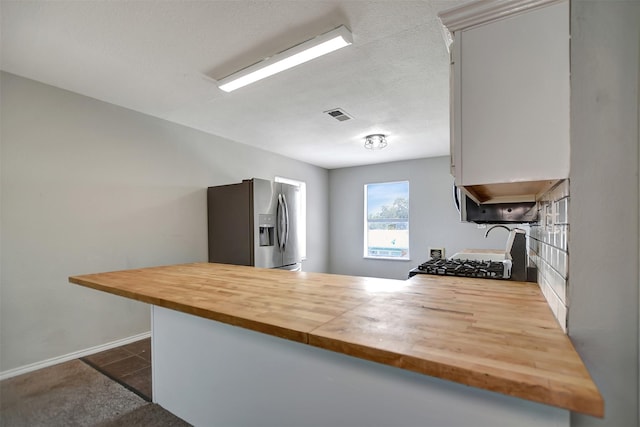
277,194,286,252
282,193,290,250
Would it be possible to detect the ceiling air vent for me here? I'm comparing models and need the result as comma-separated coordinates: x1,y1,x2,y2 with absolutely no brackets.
324,108,353,122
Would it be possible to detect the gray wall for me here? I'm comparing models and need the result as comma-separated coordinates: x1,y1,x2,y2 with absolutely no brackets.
0,72,329,373
328,157,512,280
569,1,639,426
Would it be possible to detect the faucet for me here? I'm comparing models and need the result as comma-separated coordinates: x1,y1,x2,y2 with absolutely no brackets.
484,224,511,238
484,225,529,281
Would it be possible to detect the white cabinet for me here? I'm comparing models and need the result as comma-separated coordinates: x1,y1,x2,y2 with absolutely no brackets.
440,0,569,203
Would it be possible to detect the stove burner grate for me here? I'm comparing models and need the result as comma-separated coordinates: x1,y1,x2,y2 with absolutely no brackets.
416,258,508,279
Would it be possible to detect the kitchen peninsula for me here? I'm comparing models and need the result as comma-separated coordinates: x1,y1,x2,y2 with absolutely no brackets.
69,263,603,426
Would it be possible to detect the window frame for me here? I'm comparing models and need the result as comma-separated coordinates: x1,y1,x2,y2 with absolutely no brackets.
363,180,410,261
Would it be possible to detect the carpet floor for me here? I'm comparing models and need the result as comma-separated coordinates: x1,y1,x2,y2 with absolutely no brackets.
0,359,190,426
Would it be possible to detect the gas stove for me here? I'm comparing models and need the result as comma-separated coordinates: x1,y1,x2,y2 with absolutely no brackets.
409,257,511,279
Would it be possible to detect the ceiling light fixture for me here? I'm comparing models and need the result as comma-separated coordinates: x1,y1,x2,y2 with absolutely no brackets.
217,25,353,93
364,134,388,150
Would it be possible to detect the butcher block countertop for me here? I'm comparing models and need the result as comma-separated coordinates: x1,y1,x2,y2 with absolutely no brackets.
69,263,603,417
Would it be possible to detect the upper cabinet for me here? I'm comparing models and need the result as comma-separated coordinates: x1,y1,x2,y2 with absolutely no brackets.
439,0,569,204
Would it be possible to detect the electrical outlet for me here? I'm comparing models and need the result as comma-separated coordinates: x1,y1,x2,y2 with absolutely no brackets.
429,247,445,259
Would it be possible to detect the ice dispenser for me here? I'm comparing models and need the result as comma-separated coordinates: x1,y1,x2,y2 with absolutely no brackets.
258,214,275,246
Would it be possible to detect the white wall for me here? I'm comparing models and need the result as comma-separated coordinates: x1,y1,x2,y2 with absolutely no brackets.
568,2,639,426
328,157,513,280
0,72,329,373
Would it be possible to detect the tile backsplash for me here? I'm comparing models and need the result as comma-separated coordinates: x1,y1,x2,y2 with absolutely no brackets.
528,179,569,331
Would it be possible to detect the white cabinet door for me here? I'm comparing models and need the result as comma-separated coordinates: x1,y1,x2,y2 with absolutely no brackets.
452,1,569,188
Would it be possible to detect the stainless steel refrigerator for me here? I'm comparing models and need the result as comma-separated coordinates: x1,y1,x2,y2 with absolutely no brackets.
207,178,302,270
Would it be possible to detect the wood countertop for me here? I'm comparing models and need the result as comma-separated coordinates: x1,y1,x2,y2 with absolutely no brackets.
69,263,603,417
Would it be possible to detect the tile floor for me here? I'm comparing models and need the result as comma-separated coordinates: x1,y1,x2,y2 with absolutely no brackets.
81,337,152,401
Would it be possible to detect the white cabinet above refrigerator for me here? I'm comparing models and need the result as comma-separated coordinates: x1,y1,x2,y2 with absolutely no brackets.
440,0,570,204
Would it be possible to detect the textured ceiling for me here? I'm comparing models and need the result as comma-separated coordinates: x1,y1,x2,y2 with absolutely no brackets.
1,0,467,169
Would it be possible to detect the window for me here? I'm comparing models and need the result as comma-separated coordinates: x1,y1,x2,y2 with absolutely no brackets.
364,181,409,260
275,176,306,260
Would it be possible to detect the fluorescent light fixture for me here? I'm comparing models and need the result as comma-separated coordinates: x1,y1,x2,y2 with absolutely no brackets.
217,25,353,92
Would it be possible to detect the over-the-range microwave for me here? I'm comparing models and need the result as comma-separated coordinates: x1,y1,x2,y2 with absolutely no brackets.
453,185,538,224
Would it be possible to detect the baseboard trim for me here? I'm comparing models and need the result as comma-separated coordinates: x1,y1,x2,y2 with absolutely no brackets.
0,331,151,381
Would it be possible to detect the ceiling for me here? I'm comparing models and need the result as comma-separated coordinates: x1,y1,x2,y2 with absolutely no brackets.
1,0,466,169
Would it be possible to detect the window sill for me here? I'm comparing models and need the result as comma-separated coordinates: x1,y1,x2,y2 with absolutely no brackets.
363,256,411,262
